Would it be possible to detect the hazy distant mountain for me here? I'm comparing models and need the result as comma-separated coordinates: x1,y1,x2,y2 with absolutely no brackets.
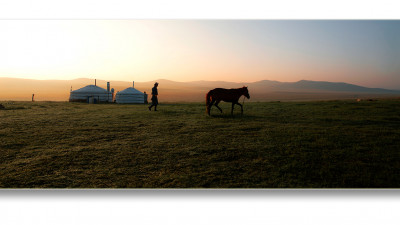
248,80,399,93
0,77,399,102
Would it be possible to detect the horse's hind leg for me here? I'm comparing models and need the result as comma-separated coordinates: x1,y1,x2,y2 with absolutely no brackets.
236,103,243,115
231,103,235,115
214,100,223,113
208,99,215,115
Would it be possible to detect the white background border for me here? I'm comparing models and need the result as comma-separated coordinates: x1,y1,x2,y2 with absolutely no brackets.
1,1,399,224
0,0,400,19
1,190,400,225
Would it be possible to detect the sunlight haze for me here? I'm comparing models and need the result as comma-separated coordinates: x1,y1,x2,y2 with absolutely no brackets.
0,20,399,89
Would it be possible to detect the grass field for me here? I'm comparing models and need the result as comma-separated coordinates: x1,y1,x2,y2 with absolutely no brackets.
1,99,399,188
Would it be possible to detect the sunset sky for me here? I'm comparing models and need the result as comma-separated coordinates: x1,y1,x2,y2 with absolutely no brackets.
0,20,399,89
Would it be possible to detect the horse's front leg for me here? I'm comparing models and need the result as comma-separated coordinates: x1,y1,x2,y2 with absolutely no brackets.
231,103,235,115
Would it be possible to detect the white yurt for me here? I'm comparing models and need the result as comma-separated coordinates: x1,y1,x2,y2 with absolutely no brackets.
69,81,113,103
116,81,146,104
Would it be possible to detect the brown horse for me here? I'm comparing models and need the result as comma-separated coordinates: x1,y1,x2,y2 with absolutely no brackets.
206,86,250,115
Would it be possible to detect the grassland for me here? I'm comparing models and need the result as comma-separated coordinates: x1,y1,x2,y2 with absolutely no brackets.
0,99,400,188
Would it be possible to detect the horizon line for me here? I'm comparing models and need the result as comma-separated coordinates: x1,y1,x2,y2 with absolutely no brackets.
1,76,399,91
0,76,375,85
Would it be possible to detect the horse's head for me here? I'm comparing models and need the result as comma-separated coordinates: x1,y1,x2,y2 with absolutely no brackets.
242,86,250,99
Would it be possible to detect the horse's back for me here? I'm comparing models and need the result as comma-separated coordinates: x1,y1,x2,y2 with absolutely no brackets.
212,88,236,91
209,88,240,102
211,88,233,94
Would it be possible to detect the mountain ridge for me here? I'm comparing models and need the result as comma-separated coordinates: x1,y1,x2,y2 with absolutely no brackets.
1,77,399,101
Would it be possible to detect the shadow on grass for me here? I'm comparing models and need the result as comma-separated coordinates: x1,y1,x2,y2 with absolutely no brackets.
160,109,198,116
209,113,262,119
2,107,28,110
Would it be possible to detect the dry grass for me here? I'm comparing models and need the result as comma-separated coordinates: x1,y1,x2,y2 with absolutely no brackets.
1,99,400,188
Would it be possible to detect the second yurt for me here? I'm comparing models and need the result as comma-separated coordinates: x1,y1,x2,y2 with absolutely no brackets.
69,80,113,103
116,81,146,104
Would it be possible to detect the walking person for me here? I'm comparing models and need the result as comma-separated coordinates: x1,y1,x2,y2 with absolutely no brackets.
148,82,159,111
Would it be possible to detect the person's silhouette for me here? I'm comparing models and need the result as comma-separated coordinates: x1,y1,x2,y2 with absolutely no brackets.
148,82,159,111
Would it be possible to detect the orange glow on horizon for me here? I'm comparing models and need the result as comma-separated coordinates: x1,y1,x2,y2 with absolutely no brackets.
0,20,399,90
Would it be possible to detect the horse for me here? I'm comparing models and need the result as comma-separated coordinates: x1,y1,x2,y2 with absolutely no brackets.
206,86,250,116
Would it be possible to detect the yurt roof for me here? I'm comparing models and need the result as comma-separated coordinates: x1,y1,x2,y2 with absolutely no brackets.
117,87,144,95
71,85,108,93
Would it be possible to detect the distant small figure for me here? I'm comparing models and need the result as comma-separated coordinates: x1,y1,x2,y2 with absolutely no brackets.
356,99,361,102
144,91,148,104
32,94,35,102
0,104,5,110
111,88,115,102
148,82,159,111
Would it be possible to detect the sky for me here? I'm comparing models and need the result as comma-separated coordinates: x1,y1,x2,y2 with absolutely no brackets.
0,20,399,89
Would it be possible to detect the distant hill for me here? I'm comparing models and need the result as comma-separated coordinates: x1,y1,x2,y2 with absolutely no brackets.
0,77,399,102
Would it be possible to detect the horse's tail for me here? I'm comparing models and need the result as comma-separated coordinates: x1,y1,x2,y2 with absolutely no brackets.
206,91,212,115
